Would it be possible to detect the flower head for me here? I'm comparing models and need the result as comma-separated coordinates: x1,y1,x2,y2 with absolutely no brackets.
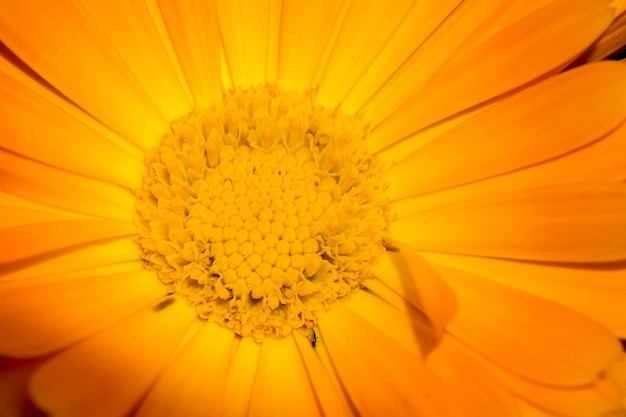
1,1,626,416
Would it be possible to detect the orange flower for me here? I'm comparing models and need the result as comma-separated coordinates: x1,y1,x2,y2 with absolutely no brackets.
1,1,625,416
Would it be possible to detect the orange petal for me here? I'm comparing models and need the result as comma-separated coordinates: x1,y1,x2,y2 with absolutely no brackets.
371,245,457,333
135,322,235,417
0,270,166,357
391,117,626,220
0,238,140,282
426,336,520,417
0,206,76,229
608,356,626,410
217,0,281,87
156,0,222,107
0,357,45,417
0,219,136,265
30,296,196,417
390,182,626,263
451,335,625,417
222,336,261,417
345,290,437,359
421,252,626,338
0,150,136,220
385,61,626,200
249,335,321,417
0,64,144,189
0,0,169,150
370,0,614,152
75,0,193,119
434,264,622,386
292,331,355,417
320,301,465,417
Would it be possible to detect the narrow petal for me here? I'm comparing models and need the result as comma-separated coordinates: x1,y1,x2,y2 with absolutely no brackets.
372,244,457,333
0,270,166,357
320,301,465,417
0,206,76,229
452,335,626,417
344,290,437,359
277,0,346,91
249,335,320,417
391,117,626,219
608,356,626,410
361,0,502,126
292,331,355,417
75,0,193,119
0,219,136,265
0,0,168,149
371,0,613,152
339,0,462,114
223,336,261,417
217,0,282,87
314,0,416,108
0,238,141,282
0,64,144,188
434,264,622,385
421,252,626,338
156,0,222,107
385,62,626,200
390,182,626,263
0,150,136,220
135,322,235,417
30,296,196,417
426,336,521,417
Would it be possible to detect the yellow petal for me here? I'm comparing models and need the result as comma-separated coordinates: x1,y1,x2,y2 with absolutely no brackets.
371,245,457,333
370,0,614,152
339,0,463,114
421,252,626,338
390,182,626,263
0,219,136,265
277,0,346,92
0,150,136,220
155,0,222,107
361,0,501,126
435,264,622,385
314,0,416,108
217,0,281,87
320,301,465,417
135,322,235,417
30,296,195,417
249,335,320,417
385,62,626,200
0,0,169,150
0,270,166,357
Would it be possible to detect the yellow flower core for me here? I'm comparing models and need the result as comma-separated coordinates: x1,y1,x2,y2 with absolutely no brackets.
135,86,391,341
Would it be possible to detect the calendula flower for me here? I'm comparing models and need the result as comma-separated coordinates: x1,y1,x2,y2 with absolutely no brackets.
1,0,626,416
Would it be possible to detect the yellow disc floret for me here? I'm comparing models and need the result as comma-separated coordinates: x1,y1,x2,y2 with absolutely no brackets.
135,86,391,341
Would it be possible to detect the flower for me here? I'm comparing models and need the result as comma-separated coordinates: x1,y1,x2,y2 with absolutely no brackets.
1,1,626,416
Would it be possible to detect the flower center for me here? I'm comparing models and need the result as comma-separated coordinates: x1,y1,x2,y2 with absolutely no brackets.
135,86,391,341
